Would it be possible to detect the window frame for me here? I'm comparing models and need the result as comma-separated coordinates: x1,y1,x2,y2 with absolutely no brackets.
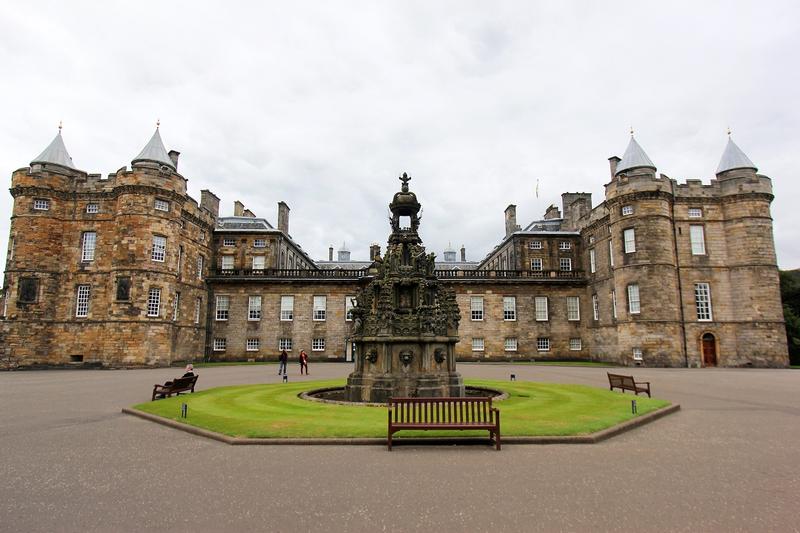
220,255,234,271
559,258,572,272
504,337,518,352
471,338,485,352
529,240,542,250
75,284,91,318
623,228,636,254
537,337,550,352
688,208,703,218
194,297,202,324
254,239,267,248
530,258,543,271
154,198,170,212
248,295,262,321
280,295,294,321
559,241,571,251
589,248,596,273
252,255,266,271
592,294,599,321
535,296,548,321
621,205,634,216
470,296,484,321
567,296,580,321
313,295,327,321
570,338,582,351
85,203,99,214
690,225,706,255
694,282,713,321
213,338,227,351
627,284,641,314
503,296,516,321
33,198,50,211
81,231,96,262
147,288,161,317
151,235,167,262
222,237,236,247
246,338,261,352
215,295,230,321
345,296,355,321
279,338,293,351
312,338,325,352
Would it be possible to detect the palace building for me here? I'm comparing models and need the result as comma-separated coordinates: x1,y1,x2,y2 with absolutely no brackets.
0,126,789,368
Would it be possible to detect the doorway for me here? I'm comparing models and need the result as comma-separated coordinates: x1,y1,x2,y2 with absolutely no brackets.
701,333,717,367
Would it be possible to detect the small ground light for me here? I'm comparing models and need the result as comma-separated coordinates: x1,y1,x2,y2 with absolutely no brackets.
510,374,516,381
181,403,188,418
631,400,637,414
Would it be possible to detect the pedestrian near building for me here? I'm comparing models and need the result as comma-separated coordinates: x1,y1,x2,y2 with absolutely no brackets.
278,350,288,375
299,350,309,375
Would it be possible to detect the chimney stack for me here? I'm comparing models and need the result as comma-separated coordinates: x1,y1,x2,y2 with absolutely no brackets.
504,204,520,238
369,243,381,261
328,245,334,261
277,202,290,234
242,209,256,218
168,150,180,170
608,156,621,178
234,200,245,217
460,245,466,262
200,190,220,217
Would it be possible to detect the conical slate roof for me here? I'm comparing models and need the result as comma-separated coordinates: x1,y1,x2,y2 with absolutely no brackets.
716,137,757,174
31,130,76,169
132,127,175,169
615,136,656,176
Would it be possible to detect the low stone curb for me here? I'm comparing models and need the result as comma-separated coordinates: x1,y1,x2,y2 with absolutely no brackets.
121,403,680,446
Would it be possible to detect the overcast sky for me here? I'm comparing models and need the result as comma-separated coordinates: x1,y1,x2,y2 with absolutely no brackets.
1,1,799,276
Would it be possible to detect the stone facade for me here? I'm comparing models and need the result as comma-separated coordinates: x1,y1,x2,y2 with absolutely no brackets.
0,131,789,368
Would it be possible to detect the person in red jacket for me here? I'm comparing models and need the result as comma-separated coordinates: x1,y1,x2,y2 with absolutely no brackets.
299,350,309,375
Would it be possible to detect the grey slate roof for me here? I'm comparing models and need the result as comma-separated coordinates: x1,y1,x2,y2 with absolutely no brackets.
616,136,656,175
132,128,175,169
523,218,563,232
716,137,757,174
216,217,274,232
316,261,373,270
31,131,76,169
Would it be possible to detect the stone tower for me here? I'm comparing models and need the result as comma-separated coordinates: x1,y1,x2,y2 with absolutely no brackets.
345,173,464,402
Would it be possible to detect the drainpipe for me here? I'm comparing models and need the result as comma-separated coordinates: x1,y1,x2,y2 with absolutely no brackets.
670,178,689,368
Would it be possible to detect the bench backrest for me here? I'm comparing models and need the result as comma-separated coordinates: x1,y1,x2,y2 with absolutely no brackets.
389,397,494,425
168,375,197,390
608,373,636,388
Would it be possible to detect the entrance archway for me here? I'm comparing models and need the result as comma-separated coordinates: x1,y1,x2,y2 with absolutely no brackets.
701,333,717,367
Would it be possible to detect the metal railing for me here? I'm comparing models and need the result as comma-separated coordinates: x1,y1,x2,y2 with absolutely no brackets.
210,268,369,279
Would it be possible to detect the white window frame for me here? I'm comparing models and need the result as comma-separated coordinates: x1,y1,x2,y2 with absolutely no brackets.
172,291,180,321
197,256,204,280
623,228,636,254
589,248,596,273
345,296,355,321
223,238,236,247
33,198,50,210
279,338,293,351
221,255,234,271
621,205,634,216
151,235,166,262
194,297,202,324
248,295,262,321
470,296,484,321
254,239,267,248
504,337,518,352
688,208,703,218
154,198,170,212
529,240,542,250
81,231,96,262
567,296,580,321
530,258,543,271
215,295,230,321
559,241,571,250
695,283,713,321
690,225,706,255
280,295,294,321
471,338,485,352
313,295,327,321
611,290,617,319
609,238,614,267
85,203,99,214
535,296,548,321
312,338,325,351
147,288,161,317
213,338,227,351
592,294,599,321
560,258,572,272
252,255,266,271
503,296,516,321
537,337,550,352
570,338,582,351
632,347,643,361
246,338,260,352
75,285,90,317
627,284,641,314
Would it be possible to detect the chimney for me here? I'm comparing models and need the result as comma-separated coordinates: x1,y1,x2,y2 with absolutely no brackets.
234,201,245,217
544,205,561,220
277,202,290,234
242,209,256,218
608,156,621,178
369,243,381,261
504,204,520,238
200,190,220,217
168,150,180,170
460,245,466,262
328,245,334,261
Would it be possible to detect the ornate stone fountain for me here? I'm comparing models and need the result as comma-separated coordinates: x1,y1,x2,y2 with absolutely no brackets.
345,173,464,403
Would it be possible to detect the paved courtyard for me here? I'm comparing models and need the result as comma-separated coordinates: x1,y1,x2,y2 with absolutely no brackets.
1,363,798,532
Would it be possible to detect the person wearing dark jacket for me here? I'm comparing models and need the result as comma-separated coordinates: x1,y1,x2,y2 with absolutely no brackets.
299,350,309,375
278,350,288,375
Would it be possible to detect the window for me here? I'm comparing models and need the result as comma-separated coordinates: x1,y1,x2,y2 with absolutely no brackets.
221,255,234,271
172,292,180,321
504,338,518,352
529,240,542,250
75,285,90,317
81,232,96,262
248,295,262,320
530,258,543,271
632,347,643,361
86,203,99,214
116,277,131,301
503,297,516,321
560,258,572,271
472,338,485,351
18,278,39,303
33,198,50,210
280,296,294,321
246,338,260,352
623,229,636,253
345,296,355,321
254,239,266,248
622,205,634,216
312,338,325,351
154,199,169,212
592,294,599,321
535,297,548,321
215,295,229,321
8,237,13,262
197,256,204,280
313,296,327,321
570,338,582,351
537,337,550,352
587,249,595,275
567,296,580,321
252,256,265,271
470,296,484,321
609,239,614,267
213,338,227,351
611,290,617,319
559,241,571,250
589,235,595,244
627,284,640,314
695,283,713,321
147,288,161,317
688,208,703,218
279,338,293,351
223,238,236,247
194,297,202,324
151,236,166,262
690,225,706,255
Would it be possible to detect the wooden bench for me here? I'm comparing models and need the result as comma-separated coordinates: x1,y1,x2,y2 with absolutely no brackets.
607,372,651,397
152,375,198,401
388,397,501,450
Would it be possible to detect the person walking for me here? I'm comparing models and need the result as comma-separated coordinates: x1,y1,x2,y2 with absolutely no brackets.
299,349,309,375
278,350,288,376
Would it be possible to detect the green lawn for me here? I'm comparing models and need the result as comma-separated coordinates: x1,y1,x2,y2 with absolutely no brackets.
134,379,670,439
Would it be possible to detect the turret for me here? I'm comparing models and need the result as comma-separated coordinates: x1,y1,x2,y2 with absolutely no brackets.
338,242,351,262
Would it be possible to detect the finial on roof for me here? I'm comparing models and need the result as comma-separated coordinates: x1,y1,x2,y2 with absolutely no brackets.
156,119,160,128
727,126,731,137
58,120,63,133
630,126,634,136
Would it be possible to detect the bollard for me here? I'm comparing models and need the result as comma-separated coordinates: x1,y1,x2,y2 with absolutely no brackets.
181,403,188,418
631,399,637,414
